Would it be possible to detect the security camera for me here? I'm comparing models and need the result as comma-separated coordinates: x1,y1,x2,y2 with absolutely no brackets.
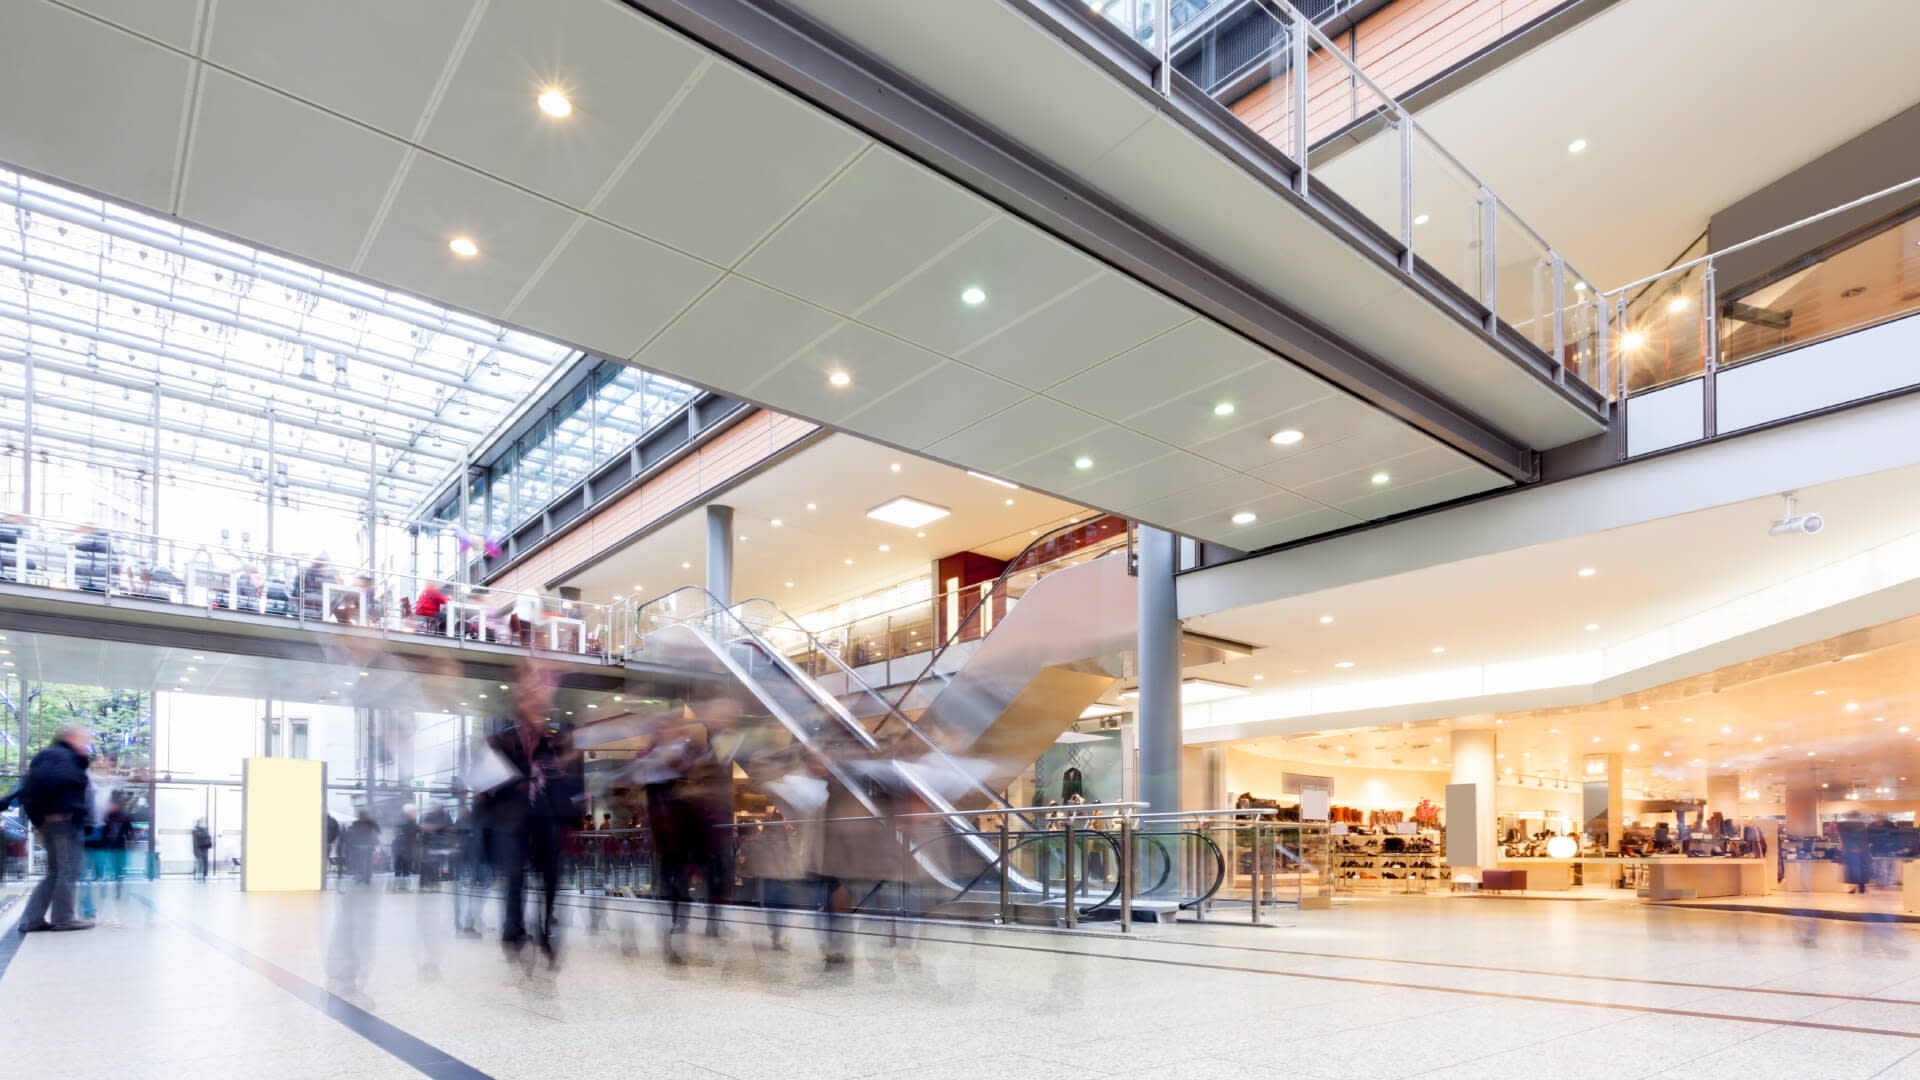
1768,494,1825,536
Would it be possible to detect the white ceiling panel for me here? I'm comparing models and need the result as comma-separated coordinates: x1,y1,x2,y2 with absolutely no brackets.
422,0,703,208
923,396,1107,474
202,0,474,138
1126,361,1335,448
508,218,721,359
1212,504,1366,550
1010,425,1173,496
1188,393,1379,472
861,217,1096,355
1249,413,1439,490
181,70,408,272
1047,319,1268,421
631,275,840,391
1330,463,1506,521
958,271,1192,391
357,153,576,317
783,0,1157,174
596,62,866,267
1070,451,1246,511
748,322,943,424
0,3,191,211
841,361,1028,451
1129,472,1275,526
62,0,203,50
1295,445,1478,510
737,146,995,315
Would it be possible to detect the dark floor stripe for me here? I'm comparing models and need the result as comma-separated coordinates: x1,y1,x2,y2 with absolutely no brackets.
1655,900,1920,924
133,895,494,1080
0,894,25,986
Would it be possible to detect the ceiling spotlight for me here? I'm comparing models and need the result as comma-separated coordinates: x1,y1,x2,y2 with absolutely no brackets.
1413,214,1430,226
1567,138,1588,153
771,519,783,527
827,371,851,388
1628,743,1639,751
807,502,817,510
1752,735,1762,743
784,581,793,588
1231,511,1257,525
1577,567,1596,577
448,236,479,258
878,544,890,552
1721,726,1732,734
1252,674,1264,681
1319,615,1333,624
1845,702,1859,711
1370,472,1389,486
1667,296,1689,314
1585,623,1599,631
1005,498,1014,506
681,561,691,569
890,463,902,473
1621,331,1646,349
960,287,987,306
844,558,853,566
1431,646,1445,654
536,88,573,118
1073,456,1094,470
1213,402,1235,417
1334,661,1353,669
1269,429,1304,446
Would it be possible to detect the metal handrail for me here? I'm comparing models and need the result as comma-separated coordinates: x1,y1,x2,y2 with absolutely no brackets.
887,518,1132,711
1602,175,1920,297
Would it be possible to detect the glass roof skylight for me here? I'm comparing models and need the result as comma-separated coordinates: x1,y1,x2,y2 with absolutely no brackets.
0,166,578,525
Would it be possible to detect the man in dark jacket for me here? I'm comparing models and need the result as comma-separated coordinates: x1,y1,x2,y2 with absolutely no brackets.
488,667,580,964
19,725,94,932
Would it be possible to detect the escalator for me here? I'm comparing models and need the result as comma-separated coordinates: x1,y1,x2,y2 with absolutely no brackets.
610,520,1245,922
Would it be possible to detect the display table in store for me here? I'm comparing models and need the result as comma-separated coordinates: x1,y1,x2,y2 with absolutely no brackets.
1498,856,1766,899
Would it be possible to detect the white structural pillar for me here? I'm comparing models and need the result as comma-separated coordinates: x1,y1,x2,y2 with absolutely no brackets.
705,504,734,606
1449,729,1497,870
1136,526,1182,815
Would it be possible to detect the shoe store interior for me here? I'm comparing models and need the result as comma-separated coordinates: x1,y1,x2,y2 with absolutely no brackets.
1181,613,1920,919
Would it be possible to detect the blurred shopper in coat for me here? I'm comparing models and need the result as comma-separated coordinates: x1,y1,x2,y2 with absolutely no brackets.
19,725,94,932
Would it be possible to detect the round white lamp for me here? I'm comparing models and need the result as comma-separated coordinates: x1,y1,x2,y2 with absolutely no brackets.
1546,835,1578,859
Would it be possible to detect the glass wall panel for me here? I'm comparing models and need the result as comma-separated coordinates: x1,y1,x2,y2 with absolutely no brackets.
550,381,593,493
515,417,551,523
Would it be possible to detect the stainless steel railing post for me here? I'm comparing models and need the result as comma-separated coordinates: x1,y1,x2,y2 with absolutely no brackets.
1062,816,1077,929
998,817,1011,925
1250,820,1263,925
1119,811,1133,934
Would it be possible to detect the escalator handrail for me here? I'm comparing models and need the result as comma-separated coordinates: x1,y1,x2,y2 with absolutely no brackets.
725,595,1044,833
910,826,1125,917
886,517,1131,716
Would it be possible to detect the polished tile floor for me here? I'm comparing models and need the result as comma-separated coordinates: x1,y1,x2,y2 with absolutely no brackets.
8,881,1920,1079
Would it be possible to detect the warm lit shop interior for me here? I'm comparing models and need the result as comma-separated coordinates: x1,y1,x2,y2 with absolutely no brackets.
1192,614,1920,910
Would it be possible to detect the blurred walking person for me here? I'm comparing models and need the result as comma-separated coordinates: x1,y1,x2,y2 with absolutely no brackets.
18,725,94,933
328,806,381,994
488,667,579,966
391,805,420,891
191,819,213,881
81,792,132,925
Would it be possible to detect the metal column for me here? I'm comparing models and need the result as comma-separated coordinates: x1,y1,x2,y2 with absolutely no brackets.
150,385,163,548
1136,527,1182,816
20,350,32,516
705,504,734,606
264,413,276,555
366,435,378,571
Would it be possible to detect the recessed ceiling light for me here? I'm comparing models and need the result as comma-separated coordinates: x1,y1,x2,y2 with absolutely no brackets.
1902,726,1912,734
1628,743,1639,751
1370,472,1390,486
961,286,986,306
1412,214,1430,226
1683,717,1693,723
738,534,747,542
1568,138,1588,153
827,371,851,387
916,531,925,538
1845,702,1859,711
1585,623,1599,631
1334,661,1353,669
1231,511,1257,525
1073,456,1094,470
192,654,203,660
448,236,479,258
587,704,598,709
1874,716,1885,723
844,558,853,565
1213,402,1235,417
536,88,572,118
1005,498,1014,506
1548,729,1559,734
1621,331,1646,350
784,581,794,588
1319,615,1333,624
966,470,1019,490
1813,690,1827,695
1431,647,1445,654
890,463,902,473
1752,735,1762,743
771,519,782,527
1639,705,1650,711
1252,674,1264,681
1667,296,1689,314
1269,429,1304,446
867,496,950,529
1664,751,1672,757
1721,726,1732,734
681,561,691,569
1577,568,1596,577
878,544,890,552
1592,736,1601,743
